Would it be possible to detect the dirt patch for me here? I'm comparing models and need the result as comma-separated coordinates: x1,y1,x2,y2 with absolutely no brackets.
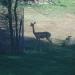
24,7,75,43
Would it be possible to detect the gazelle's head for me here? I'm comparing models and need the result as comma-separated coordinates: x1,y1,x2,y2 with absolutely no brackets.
30,21,36,27
67,36,72,39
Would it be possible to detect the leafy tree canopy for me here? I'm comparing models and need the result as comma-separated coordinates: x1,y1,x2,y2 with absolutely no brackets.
0,0,9,7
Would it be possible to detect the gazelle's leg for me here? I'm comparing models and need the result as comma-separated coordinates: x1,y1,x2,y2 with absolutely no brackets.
36,37,41,52
46,37,52,44
39,38,42,52
33,37,39,51
46,37,53,49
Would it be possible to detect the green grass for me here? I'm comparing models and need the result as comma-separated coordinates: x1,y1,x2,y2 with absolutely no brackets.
25,0,75,15
18,0,75,19
0,46,73,75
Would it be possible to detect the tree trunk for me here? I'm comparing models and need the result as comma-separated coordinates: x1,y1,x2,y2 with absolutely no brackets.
14,0,19,51
8,0,14,51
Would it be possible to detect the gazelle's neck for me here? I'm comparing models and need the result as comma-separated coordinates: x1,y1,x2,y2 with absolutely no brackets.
32,25,35,34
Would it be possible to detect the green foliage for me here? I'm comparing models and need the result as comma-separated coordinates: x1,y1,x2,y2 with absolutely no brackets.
0,0,8,7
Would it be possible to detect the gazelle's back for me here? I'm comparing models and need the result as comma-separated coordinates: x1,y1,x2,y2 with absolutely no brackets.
34,32,51,38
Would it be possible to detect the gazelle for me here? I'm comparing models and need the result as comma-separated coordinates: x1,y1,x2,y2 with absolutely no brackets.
30,21,52,43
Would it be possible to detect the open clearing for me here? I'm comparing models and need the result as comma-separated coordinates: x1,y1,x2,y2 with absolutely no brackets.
24,7,75,43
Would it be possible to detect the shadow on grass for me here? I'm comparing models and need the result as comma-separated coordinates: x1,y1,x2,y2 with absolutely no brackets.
0,28,74,75
23,36,53,52
0,28,10,53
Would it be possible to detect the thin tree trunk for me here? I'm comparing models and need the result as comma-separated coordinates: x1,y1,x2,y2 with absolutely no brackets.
8,0,14,51
14,0,19,50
